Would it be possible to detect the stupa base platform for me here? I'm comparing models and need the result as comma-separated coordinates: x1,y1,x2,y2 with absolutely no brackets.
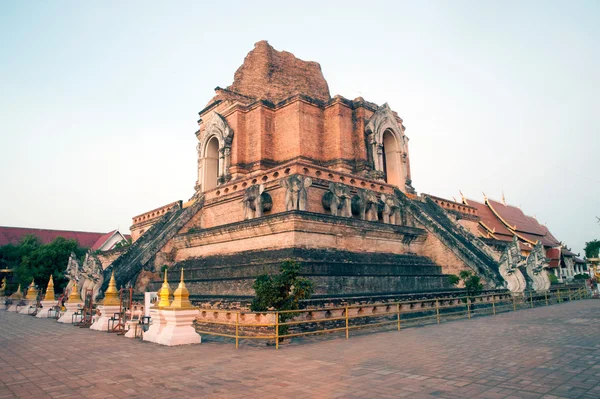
89,305,121,332
156,309,200,346
142,308,164,343
57,303,83,324
35,301,56,318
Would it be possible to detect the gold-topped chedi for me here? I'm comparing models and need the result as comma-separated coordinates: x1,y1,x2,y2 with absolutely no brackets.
156,270,172,308
44,275,55,301
25,279,38,301
0,277,6,296
9,284,22,299
168,268,194,310
102,271,120,306
67,281,83,303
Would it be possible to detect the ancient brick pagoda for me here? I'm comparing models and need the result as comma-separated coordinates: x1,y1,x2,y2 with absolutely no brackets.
78,41,562,301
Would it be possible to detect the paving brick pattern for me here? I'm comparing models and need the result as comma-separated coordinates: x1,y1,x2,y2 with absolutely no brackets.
1,300,599,399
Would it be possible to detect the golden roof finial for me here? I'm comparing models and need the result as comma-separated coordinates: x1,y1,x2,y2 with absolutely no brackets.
169,268,194,309
459,190,468,205
44,275,55,301
102,270,120,306
67,281,82,303
25,279,38,301
156,269,172,308
501,190,506,206
482,191,488,202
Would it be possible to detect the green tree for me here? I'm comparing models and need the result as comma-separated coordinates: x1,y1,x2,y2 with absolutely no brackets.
1,235,86,294
251,260,314,341
584,239,600,258
448,270,484,298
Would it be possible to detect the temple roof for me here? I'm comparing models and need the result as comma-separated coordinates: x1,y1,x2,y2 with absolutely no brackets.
0,226,130,250
209,41,331,106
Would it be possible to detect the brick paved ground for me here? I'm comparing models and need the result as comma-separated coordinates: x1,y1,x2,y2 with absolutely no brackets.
1,300,599,399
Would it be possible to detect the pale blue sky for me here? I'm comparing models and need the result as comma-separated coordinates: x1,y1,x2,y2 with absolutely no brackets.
1,1,598,255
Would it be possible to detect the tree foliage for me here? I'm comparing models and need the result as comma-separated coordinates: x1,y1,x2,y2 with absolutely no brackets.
448,270,484,297
251,260,314,312
250,260,314,341
0,235,86,295
584,239,600,259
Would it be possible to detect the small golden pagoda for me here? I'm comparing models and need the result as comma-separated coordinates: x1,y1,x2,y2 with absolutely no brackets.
67,281,83,303
156,270,172,308
9,284,22,299
44,275,55,301
168,268,194,310
0,277,6,296
25,279,38,301
102,271,120,306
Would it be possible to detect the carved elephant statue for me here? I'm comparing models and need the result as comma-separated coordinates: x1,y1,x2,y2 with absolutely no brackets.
280,175,312,211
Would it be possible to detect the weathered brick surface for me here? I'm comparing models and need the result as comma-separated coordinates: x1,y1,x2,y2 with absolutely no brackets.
1,300,599,398
227,40,330,103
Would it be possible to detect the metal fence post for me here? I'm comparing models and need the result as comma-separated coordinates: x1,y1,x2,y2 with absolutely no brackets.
492,295,496,315
530,291,533,308
467,297,471,319
275,312,279,350
512,295,516,311
568,289,572,301
435,299,440,324
235,312,239,350
345,306,349,339
397,303,401,331
557,289,561,303
545,291,548,306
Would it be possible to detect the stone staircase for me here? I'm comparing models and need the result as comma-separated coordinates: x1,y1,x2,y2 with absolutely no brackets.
395,189,503,287
99,196,204,296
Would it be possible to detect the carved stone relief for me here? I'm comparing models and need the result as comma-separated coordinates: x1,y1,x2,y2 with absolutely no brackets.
280,175,312,211
243,184,272,220
498,236,527,293
381,194,401,225
322,182,352,217
525,241,551,292
352,189,381,221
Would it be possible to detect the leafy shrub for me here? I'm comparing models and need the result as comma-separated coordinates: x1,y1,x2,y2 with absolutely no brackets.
448,270,483,298
251,260,314,340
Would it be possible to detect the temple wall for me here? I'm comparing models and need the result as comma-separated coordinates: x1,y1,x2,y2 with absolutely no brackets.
420,234,470,278
172,213,427,262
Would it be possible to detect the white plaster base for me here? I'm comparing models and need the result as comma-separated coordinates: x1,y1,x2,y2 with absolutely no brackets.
142,308,164,343
89,305,121,332
156,309,201,346
35,301,56,318
19,301,36,315
7,303,20,312
57,302,83,324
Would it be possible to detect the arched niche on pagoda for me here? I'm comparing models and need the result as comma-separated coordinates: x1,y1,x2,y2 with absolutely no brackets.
196,112,234,192
365,104,411,191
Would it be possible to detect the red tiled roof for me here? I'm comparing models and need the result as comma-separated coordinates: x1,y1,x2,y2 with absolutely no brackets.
0,226,107,249
486,199,547,236
467,199,513,240
91,230,117,251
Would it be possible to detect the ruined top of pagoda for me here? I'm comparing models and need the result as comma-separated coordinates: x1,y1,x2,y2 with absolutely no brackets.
213,40,331,105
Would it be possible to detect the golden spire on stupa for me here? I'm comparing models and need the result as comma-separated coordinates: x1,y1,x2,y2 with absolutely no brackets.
169,268,194,309
25,279,38,301
156,269,172,308
10,284,23,299
67,281,83,304
102,271,120,306
44,275,55,301
0,277,6,296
